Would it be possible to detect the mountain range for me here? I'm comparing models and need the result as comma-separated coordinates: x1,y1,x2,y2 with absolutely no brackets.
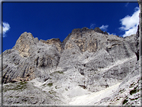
1,1,141,106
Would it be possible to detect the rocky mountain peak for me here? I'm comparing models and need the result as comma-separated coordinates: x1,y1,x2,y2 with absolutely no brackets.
94,27,108,35
40,38,61,45
17,32,34,41
13,32,37,57
71,27,92,34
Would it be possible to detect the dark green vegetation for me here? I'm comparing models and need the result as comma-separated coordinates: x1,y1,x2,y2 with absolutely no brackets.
47,83,53,87
50,71,64,76
119,89,125,93
54,71,64,74
49,90,56,94
129,83,135,88
79,85,86,89
3,81,27,92
123,99,128,104
130,87,139,95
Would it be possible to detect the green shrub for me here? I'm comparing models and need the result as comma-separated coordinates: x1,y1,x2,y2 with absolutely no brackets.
122,99,128,104
49,90,56,94
129,83,135,88
47,83,53,87
55,86,58,89
130,87,138,95
119,89,125,93
50,71,64,76
3,81,27,92
55,71,64,74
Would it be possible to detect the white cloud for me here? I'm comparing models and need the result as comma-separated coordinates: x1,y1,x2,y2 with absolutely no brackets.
90,23,95,29
0,22,10,37
3,22,10,34
119,7,140,37
108,32,116,35
100,25,108,31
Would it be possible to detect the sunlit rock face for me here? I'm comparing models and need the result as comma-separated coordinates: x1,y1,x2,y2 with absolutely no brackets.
2,32,61,83
40,38,62,52
1,23,140,106
13,32,35,57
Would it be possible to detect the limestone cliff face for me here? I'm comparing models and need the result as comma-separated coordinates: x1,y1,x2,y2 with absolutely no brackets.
2,32,60,83
13,32,36,57
40,38,62,52
3,27,137,84
1,24,140,105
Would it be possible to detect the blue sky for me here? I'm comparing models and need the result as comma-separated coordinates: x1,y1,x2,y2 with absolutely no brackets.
1,1,140,52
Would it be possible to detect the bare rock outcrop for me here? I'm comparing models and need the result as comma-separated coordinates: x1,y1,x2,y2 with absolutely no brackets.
40,38,62,52
13,32,37,57
94,27,108,35
2,32,61,83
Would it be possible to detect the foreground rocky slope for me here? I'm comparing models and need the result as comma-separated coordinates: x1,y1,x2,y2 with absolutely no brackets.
1,24,141,106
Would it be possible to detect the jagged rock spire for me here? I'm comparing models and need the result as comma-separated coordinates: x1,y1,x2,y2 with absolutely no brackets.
94,27,108,35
